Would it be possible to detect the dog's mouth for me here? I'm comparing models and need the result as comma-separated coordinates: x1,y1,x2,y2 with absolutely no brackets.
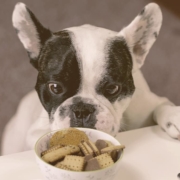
70,114,97,129
50,95,123,136
69,102,97,128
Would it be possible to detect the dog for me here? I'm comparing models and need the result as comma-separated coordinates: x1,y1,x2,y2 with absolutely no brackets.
2,2,180,155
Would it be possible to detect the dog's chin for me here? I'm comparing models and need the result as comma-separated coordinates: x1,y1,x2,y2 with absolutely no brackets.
50,116,71,131
50,113,120,136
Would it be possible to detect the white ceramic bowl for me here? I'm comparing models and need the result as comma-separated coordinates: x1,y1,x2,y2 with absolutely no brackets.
34,128,123,180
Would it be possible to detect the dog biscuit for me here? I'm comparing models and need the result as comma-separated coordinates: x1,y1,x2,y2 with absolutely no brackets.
50,128,88,147
63,155,85,171
110,149,122,162
79,141,93,156
55,159,66,166
42,145,80,163
95,139,108,151
95,153,114,169
55,162,72,171
41,144,63,156
84,158,101,171
87,140,100,156
101,145,125,154
84,154,94,163
104,140,114,147
82,141,94,154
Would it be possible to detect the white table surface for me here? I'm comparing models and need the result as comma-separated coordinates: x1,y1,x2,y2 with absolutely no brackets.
0,125,180,180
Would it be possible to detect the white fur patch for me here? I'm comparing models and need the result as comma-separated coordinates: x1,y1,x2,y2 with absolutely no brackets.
50,98,73,130
12,2,40,59
118,3,162,70
67,25,117,96
154,105,180,138
51,116,71,130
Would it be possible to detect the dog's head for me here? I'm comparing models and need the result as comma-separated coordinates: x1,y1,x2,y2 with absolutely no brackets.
12,3,162,135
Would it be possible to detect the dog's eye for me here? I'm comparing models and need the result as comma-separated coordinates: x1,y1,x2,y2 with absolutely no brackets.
105,84,120,95
48,83,63,95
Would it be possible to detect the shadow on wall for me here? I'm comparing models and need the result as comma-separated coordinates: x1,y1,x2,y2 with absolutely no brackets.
155,0,180,18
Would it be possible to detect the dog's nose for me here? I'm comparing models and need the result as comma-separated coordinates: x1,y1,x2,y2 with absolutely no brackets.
71,102,95,127
72,103,95,119
73,109,91,119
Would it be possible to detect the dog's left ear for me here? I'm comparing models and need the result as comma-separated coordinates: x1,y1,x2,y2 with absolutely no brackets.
118,3,162,70
12,3,52,69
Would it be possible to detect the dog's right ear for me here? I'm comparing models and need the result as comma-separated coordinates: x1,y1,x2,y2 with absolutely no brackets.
118,3,162,71
12,2,51,69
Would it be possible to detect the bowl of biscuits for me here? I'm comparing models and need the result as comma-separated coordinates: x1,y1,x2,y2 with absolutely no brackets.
34,128,125,180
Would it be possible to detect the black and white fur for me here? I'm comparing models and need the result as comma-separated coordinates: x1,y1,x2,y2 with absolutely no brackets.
2,3,180,154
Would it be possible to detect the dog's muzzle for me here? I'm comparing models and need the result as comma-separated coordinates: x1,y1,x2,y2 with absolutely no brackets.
70,102,97,128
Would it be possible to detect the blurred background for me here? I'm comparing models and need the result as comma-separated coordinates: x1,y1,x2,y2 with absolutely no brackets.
0,0,180,152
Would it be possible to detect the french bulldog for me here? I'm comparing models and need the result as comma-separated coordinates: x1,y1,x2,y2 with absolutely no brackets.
2,2,180,155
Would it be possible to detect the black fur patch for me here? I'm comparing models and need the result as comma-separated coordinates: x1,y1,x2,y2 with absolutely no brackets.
26,7,51,46
166,122,172,128
136,26,143,32
69,101,96,128
26,6,51,68
96,37,135,102
154,32,158,39
139,8,145,15
35,30,81,115
14,27,19,34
